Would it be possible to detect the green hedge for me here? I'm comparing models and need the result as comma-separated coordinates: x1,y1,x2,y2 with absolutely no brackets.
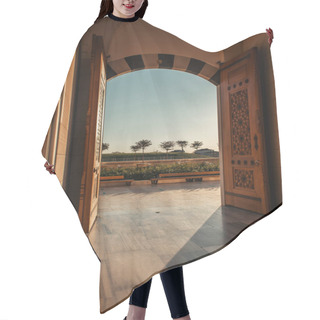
102,152,215,162
101,162,219,180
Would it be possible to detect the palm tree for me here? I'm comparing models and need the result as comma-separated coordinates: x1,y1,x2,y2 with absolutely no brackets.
130,144,141,160
160,141,175,159
102,143,109,151
176,140,188,152
190,141,203,151
136,139,152,160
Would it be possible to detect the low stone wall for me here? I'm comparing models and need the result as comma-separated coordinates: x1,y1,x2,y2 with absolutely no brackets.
100,175,220,188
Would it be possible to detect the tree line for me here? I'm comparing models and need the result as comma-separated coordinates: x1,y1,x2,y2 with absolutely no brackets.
102,140,205,160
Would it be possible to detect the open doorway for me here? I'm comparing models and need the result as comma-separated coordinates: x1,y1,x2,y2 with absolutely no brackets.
93,68,221,259
86,48,281,309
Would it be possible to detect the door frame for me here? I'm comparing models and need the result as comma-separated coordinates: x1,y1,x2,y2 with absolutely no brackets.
43,34,282,233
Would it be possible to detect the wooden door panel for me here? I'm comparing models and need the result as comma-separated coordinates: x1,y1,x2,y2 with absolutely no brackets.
220,48,269,214
78,48,106,233
89,67,106,230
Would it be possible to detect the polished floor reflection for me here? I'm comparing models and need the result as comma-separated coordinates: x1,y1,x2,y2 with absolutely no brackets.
88,180,264,312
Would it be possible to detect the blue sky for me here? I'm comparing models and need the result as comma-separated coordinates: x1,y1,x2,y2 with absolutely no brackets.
103,68,218,153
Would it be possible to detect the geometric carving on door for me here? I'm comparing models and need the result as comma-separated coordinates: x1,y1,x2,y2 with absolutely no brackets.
233,168,254,189
96,79,105,162
94,74,106,200
230,88,252,155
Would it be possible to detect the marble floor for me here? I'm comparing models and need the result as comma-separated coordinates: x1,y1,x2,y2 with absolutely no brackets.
88,179,265,313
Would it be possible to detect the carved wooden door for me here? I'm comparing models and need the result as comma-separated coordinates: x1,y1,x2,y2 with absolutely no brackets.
80,53,106,233
90,57,106,229
219,48,270,214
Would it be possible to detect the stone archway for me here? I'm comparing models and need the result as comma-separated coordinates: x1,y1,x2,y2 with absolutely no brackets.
99,47,274,219
105,53,220,86
42,32,281,234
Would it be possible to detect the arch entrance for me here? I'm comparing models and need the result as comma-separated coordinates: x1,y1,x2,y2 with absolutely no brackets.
81,47,272,232
42,34,281,234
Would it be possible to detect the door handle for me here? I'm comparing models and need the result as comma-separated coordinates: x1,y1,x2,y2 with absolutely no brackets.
254,134,259,150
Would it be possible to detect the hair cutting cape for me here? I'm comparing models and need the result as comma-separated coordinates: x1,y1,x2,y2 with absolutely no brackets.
41,13,282,313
